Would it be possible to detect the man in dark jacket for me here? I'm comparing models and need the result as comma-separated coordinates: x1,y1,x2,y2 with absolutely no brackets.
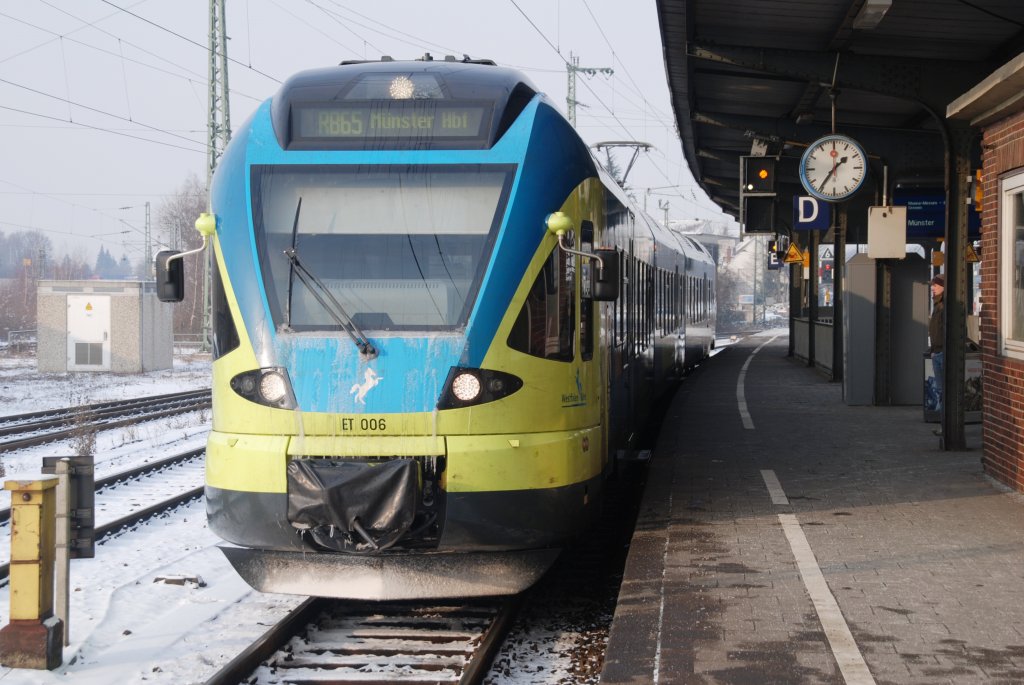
929,274,945,414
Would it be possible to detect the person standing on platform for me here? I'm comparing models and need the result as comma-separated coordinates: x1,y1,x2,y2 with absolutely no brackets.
928,273,946,419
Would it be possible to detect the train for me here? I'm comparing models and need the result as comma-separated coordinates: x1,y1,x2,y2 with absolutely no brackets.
156,56,715,600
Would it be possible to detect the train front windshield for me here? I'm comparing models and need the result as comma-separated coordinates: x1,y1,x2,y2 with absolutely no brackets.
252,164,514,332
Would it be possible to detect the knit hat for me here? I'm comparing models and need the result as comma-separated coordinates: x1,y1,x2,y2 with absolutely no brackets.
930,274,945,287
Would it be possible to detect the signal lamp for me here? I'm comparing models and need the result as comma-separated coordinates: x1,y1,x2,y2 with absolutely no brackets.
742,156,777,194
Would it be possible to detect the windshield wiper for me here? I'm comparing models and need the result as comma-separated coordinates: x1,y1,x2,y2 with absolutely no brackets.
285,197,302,327
281,198,377,358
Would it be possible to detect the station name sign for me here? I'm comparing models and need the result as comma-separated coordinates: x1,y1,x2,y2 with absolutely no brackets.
293,101,492,141
892,187,980,238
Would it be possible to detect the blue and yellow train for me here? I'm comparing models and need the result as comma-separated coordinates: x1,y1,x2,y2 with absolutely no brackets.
157,57,715,600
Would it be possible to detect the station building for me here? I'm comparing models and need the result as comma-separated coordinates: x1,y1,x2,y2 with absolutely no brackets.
948,54,1024,492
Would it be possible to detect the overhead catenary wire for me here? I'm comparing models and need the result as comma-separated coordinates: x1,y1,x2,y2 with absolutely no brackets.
0,9,264,103
0,76,206,149
507,0,727,218
97,0,283,84
0,104,206,154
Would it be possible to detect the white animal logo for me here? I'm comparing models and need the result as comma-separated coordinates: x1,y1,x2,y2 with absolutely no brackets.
350,368,383,405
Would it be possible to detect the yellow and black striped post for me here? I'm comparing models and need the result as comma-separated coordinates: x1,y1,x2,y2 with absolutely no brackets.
0,477,63,670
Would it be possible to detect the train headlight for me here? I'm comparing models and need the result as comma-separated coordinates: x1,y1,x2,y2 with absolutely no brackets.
451,373,482,402
259,372,288,404
230,368,297,409
438,367,523,409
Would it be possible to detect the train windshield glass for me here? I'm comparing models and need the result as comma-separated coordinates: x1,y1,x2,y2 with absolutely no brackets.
252,164,514,333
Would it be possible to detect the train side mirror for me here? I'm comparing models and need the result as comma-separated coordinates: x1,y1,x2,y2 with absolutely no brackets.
592,249,620,302
154,213,217,303
155,250,184,302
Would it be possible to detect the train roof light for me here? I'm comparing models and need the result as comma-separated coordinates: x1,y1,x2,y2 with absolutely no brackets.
389,76,415,99
343,73,446,100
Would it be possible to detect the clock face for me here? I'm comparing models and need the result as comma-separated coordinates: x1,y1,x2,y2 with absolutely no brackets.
799,135,868,201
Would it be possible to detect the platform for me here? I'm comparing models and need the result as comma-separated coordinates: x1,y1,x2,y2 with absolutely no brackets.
601,332,1023,684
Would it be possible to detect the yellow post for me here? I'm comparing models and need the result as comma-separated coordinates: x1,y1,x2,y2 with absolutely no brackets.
0,477,63,670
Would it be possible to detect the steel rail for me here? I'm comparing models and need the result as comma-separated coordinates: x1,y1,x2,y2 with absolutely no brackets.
0,486,204,582
458,598,520,685
203,597,521,685
202,597,328,685
0,389,209,427
0,447,206,524
0,397,211,453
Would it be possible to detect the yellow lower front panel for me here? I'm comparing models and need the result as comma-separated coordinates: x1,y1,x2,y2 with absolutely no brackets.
446,426,603,493
206,425,603,495
206,432,290,494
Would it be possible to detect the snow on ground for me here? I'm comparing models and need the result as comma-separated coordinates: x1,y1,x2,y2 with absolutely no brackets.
0,352,306,685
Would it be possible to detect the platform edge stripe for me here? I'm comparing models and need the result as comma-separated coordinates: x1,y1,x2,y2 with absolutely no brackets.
778,513,877,685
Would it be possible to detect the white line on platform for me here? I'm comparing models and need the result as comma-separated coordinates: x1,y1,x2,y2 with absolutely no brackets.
652,492,672,684
762,470,877,685
736,336,777,429
760,469,790,505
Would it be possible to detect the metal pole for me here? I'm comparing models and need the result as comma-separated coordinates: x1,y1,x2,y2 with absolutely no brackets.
55,459,70,647
204,0,230,352
565,52,612,128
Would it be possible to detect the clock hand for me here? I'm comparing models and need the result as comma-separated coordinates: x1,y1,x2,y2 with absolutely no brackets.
817,165,835,192
816,156,850,193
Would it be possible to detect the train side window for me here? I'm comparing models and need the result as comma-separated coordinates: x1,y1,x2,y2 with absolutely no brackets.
508,244,575,361
211,259,240,360
581,297,593,361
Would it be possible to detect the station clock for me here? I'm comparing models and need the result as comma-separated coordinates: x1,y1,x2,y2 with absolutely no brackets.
799,134,868,202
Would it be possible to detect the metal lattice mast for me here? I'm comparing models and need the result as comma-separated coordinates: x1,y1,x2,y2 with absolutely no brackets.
207,0,231,195
566,51,613,128
203,0,230,351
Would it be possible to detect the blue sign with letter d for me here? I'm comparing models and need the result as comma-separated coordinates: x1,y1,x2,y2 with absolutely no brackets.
793,196,831,231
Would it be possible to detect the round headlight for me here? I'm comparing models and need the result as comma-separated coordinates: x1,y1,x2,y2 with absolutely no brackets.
451,372,482,402
238,376,257,394
259,372,288,403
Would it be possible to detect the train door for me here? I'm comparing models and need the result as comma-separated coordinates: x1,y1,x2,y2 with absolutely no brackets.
67,294,111,371
625,233,640,451
578,219,603,469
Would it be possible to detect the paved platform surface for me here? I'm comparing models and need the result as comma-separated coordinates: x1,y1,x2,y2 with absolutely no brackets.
600,332,1024,684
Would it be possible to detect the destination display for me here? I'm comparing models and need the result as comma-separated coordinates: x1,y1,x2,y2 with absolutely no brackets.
293,102,492,140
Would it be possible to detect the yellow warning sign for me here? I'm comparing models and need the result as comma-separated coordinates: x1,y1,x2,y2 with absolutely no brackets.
85,302,93,312
965,244,980,263
784,244,804,264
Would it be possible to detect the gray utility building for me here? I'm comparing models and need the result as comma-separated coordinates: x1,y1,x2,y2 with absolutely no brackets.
37,280,173,373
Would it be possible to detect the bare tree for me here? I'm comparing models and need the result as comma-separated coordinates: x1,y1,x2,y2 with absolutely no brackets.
0,231,54,340
156,175,208,336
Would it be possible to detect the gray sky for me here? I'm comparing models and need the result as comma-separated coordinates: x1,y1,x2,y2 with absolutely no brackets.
0,0,733,264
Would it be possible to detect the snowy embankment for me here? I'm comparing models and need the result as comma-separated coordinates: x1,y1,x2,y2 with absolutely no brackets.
0,352,302,685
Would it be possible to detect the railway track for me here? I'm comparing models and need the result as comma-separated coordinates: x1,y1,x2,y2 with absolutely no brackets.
0,389,211,452
207,597,519,685
0,447,206,582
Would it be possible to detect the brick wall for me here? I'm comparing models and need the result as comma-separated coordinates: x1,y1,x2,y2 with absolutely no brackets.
980,108,1024,491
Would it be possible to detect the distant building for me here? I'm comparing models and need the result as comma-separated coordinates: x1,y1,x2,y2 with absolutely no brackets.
37,280,173,373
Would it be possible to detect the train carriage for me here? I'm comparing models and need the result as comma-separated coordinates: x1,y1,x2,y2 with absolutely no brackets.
157,57,715,600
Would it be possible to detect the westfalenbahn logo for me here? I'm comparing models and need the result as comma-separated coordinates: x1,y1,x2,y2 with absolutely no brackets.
561,369,587,408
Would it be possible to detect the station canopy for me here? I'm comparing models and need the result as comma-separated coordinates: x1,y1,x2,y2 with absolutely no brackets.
655,0,1024,233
